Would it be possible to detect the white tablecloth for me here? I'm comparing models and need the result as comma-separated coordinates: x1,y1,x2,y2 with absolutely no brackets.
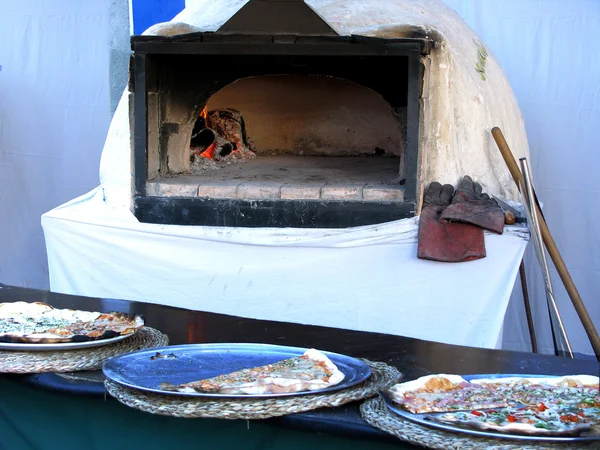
42,188,529,349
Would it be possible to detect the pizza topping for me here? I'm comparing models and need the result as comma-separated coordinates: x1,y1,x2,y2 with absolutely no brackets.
387,376,513,414
0,301,144,343
537,402,548,412
159,349,345,395
387,374,600,436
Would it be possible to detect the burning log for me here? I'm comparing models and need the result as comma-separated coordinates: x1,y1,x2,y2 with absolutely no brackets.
206,108,256,159
190,107,255,163
190,128,233,160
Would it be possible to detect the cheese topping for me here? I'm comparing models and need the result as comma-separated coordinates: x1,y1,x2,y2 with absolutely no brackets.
0,302,137,342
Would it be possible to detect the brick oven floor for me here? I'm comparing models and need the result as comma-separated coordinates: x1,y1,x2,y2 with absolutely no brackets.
147,155,405,202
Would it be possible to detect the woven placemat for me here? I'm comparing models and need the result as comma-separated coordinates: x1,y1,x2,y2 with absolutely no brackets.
360,396,600,450
0,327,169,374
104,360,401,420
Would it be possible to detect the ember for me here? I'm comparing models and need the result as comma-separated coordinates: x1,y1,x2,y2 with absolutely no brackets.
190,108,256,168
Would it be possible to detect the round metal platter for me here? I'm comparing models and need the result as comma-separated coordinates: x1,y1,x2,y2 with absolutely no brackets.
102,343,372,398
381,374,600,443
0,332,135,351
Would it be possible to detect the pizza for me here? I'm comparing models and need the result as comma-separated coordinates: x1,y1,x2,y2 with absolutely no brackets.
0,301,144,344
384,374,510,414
385,374,600,436
159,348,345,395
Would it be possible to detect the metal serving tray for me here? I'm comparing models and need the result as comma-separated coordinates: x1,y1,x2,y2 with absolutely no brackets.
103,343,372,398
381,374,600,443
0,332,134,351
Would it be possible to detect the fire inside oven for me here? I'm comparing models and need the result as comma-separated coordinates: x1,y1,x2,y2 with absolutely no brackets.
131,34,427,228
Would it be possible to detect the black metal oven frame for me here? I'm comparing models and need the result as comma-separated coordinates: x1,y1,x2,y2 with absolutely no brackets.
130,33,430,228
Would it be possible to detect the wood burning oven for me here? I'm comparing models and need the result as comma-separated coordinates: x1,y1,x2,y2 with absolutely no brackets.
130,0,431,228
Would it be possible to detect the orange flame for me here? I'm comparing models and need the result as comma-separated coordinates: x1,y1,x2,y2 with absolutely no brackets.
196,107,215,159
200,141,217,159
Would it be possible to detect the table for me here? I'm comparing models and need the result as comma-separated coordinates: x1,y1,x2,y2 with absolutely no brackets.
42,192,529,349
0,283,598,450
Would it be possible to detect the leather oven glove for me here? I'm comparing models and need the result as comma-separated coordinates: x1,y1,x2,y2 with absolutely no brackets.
439,175,506,234
417,181,486,262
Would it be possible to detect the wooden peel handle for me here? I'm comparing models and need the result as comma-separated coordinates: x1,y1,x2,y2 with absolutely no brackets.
491,127,600,360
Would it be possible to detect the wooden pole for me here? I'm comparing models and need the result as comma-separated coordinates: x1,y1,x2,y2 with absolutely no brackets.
491,127,600,360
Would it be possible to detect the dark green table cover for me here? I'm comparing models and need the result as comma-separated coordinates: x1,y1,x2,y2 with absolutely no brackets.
0,377,412,450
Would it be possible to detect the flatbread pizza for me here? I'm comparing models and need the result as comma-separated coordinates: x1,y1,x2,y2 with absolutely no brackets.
385,374,600,436
0,301,144,344
159,348,345,395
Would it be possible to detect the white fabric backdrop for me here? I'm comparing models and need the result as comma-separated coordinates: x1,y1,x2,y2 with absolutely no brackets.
0,0,597,355
440,0,600,356
0,0,111,288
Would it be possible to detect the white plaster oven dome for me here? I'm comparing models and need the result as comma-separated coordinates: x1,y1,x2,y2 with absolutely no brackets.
99,0,530,211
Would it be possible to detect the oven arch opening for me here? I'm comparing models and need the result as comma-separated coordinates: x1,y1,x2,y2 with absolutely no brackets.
176,75,408,192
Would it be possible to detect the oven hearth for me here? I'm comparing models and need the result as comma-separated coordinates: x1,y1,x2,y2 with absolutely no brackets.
148,155,404,201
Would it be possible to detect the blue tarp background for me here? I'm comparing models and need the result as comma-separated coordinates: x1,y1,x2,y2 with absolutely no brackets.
131,0,185,35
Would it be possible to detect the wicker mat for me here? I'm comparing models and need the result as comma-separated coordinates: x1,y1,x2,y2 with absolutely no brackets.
0,327,169,374
105,360,401,420
360,396,600,450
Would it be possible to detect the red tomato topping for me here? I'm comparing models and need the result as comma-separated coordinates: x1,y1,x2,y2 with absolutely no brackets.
507,415,517,422
561,414,580,422
577,410,585,417
537,402,548,412
470,410,484,416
